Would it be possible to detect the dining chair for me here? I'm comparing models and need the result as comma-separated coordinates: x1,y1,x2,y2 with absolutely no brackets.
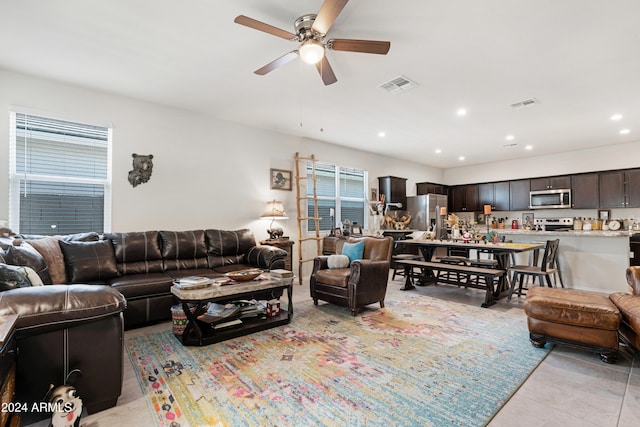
508,239,562,300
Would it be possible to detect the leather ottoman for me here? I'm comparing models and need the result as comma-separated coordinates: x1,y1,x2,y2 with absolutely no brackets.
524,287,621,363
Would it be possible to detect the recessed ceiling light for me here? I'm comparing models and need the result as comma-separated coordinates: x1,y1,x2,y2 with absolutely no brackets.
458,156,465,161
378,131,386,138
620,129,630,135
505,134,515,141
611,114,623,121
435,148,442,154
456,108,467,116
525,145,533,150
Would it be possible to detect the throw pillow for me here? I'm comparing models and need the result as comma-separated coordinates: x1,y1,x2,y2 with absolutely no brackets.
4,243,53,284
58,240,119,283
327,254,350,269
26,237,67,284
341,240,365,265
0,263,34,291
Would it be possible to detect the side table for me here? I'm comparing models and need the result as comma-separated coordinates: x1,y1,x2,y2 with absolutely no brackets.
0,314,19,427
261,239,294,270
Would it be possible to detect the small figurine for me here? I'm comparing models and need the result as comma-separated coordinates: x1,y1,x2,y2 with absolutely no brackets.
44,369,83,427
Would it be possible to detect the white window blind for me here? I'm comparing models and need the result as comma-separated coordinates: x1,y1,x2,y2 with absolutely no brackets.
307,162,367,232
9,112,112,235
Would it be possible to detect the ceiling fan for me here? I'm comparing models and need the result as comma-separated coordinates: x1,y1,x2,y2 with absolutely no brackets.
234,0,391,85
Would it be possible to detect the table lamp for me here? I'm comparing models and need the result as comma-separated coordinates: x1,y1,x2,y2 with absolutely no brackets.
260,200,289,240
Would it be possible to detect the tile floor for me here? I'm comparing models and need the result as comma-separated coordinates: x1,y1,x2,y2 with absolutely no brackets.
27,275,640,427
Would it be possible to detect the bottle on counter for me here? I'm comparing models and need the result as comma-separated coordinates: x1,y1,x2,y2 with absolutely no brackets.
574,217,583,230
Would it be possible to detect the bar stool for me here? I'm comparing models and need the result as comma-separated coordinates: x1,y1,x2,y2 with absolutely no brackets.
508,239,562,300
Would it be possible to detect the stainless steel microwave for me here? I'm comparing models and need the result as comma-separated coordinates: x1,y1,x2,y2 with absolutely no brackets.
529,189,571,209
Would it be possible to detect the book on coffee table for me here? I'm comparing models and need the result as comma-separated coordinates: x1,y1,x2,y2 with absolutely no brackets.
197,302,242,324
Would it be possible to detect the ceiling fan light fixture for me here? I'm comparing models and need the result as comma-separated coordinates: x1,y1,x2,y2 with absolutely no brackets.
299,39,325,64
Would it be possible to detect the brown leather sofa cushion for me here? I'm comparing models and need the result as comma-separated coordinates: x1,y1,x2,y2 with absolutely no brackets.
107,272,174,299
3,243,52,284
315,268,351,287
525,287,621,331
0,284,126,333
159,230,208,270
205,229,256,268
105,231,164,274
59,240,119,283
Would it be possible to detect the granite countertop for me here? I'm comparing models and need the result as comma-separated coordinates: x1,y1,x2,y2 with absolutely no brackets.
492,229,631,237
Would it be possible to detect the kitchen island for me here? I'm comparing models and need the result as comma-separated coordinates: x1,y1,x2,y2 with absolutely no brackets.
494,229,630,293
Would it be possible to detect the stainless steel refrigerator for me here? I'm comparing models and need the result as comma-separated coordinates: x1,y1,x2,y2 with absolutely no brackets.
406,194,448,231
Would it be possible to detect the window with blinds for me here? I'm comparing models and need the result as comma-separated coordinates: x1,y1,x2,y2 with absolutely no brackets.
9,112,112,235
307,162,367,232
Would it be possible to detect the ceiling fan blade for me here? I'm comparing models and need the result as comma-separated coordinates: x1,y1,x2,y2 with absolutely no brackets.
254,51,299,75
312,0,349,35
328,39,391,55
315,56,338,86
234,15,297,40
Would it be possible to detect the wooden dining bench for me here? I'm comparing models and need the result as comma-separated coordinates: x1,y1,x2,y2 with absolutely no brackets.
395,259,505,307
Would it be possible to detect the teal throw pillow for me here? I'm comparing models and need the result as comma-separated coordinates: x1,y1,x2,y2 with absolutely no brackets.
341,240,365,265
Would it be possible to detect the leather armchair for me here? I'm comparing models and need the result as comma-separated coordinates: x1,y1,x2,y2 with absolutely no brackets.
610,266,640,350
310,236,393,315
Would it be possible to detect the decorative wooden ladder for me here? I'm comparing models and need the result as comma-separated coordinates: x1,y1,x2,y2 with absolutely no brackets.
293,153,323,284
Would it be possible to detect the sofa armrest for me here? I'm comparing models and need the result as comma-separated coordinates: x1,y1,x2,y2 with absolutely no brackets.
610,292,640,333
245,246,287,270
348,259,390,287
0,284,127,336
312,256,330,273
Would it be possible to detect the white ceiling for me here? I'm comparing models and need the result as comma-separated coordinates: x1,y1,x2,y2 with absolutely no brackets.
1,0,639,168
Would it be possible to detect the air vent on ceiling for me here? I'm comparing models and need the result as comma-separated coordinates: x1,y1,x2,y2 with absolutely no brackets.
510,97,539,109
379,75,418,94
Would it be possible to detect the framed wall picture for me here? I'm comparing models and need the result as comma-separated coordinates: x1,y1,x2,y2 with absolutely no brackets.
334,227,343,238
522,212,534,226
352,224,363,235
270,168,292,191
598,209,611,221
370,188,378,203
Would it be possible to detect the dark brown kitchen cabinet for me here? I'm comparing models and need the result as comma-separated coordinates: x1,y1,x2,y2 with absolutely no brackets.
378,176,407,210
571,173,599,209
416,182,448,195
599,171,626,208
626,169,640,207
450,184,478,212
530,176,571,191
478,182,510,211
509,179,530,210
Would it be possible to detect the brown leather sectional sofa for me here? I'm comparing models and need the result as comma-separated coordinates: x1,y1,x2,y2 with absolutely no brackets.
2,228,287,328
0,228,286,421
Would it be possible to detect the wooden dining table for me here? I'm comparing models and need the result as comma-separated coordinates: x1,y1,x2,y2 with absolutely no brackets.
399,238,545,304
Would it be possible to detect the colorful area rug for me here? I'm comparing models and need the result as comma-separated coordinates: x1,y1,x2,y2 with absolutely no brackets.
126,293,549,427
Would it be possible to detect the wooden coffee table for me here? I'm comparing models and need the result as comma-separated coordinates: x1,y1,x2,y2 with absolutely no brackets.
171,278,293,346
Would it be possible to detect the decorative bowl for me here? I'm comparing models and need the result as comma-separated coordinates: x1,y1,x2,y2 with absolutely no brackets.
225,269,263,282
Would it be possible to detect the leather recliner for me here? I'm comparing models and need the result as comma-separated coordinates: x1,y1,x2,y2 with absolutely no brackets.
310,236,393,315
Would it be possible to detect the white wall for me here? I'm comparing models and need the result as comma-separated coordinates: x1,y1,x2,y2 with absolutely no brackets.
0,69,439,277
443,141,640,185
